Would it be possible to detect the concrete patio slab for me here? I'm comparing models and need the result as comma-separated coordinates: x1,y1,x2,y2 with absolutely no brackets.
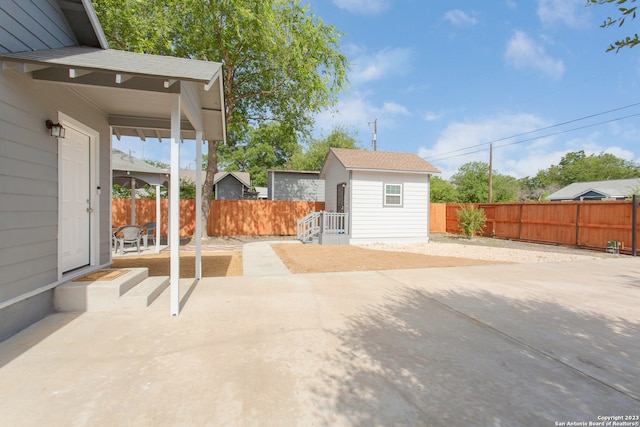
0,258,638,426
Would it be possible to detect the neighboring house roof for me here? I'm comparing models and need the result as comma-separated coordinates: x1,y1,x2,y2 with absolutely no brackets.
321,148,441,177
112,149,168,188
255,187,268,199
214,172,251,188
112,149,168,175
180,170,251,188
547,178,640,200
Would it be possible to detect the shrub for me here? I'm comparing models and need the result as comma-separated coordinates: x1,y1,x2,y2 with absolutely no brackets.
457,204,486,238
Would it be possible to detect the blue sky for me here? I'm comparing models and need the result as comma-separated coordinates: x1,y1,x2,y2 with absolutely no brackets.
114,0,640,179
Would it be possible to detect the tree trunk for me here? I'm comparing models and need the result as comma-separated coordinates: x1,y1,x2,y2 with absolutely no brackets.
200,140,220,238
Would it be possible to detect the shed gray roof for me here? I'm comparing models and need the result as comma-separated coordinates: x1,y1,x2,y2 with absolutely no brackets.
546,178,640,200
323,148,441,175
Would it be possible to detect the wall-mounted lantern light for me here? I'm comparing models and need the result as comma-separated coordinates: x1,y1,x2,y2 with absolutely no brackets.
46,120,65,138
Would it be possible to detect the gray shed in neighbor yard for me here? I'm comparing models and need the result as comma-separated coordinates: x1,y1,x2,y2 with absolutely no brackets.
267,170,325,201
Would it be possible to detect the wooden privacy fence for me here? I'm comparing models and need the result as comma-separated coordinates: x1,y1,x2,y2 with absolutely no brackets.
444,201,640,252
112,199,325,236
429,203,447,233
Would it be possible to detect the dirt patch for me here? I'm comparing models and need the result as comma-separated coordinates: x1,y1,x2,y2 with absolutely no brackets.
271,244,508,274
110,252,242,277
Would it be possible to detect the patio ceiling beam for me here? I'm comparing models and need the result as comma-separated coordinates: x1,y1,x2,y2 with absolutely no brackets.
108,116,196,132
135,128,146,141
31,67,172,93
115,73,133,84
180,81,203,132
69,68,92,78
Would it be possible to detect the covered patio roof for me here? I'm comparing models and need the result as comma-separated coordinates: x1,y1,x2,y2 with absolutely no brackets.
0,46,225,141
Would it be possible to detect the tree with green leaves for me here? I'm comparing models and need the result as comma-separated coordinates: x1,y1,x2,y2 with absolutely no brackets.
290,126,361,171
430,176,459,203
94,0,348,236
589,0,638,51
450,161,519,203
533,150,640,187
217,122,301,187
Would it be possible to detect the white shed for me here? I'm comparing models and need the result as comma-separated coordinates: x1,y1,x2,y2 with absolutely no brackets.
318,148,440,244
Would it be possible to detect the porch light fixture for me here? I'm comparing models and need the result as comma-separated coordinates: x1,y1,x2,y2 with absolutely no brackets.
46,120,65,138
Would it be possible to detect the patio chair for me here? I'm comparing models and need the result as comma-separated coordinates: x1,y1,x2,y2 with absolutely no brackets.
114,225,143,255
141,222,156,248
112,226,125,252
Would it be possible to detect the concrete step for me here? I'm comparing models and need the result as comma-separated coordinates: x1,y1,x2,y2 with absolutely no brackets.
54,268,166,312
119,276,169,308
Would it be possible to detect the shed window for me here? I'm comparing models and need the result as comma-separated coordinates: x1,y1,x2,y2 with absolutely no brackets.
384,184,402,206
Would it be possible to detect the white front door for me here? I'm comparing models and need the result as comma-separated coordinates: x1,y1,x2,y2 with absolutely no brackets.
60,126,91,273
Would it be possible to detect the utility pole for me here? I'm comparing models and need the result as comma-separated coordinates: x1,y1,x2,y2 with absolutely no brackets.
369,118,377,151
488,143,493,203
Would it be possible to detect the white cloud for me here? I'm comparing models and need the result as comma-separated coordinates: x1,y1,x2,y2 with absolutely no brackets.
350,47,414,85
332,0,390,15
443,9,478,27
418,112,640,180
423,111,445,122
505,31,565,79
314,92,412,145
537,0,589,28
381,102,411,116
418,113,551,179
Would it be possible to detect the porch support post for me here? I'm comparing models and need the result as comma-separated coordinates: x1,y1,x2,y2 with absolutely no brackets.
169,94,181,316
130,177,136,225
155,184,161,253
195,131,203,279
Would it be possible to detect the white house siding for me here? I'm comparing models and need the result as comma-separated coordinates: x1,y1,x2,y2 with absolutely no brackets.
321,156,350,213
0,0,77,54
350,171,430,244
0,69,111,341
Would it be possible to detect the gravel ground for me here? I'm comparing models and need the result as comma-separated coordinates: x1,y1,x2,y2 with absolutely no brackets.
363,233,614,263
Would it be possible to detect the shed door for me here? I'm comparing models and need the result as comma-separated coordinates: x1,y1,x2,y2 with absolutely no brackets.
60,126,91,272
337,183,346,213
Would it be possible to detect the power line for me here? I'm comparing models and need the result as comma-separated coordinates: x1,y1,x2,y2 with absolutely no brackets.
424,102,640,162
431,112,640,162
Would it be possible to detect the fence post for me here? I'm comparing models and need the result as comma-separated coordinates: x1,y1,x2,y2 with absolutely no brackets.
575,203,581,246
633,195,638,257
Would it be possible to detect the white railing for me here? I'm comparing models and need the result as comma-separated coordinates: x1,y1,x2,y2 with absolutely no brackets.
297,211,348,242
297,211,321,242
322,212,348,235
